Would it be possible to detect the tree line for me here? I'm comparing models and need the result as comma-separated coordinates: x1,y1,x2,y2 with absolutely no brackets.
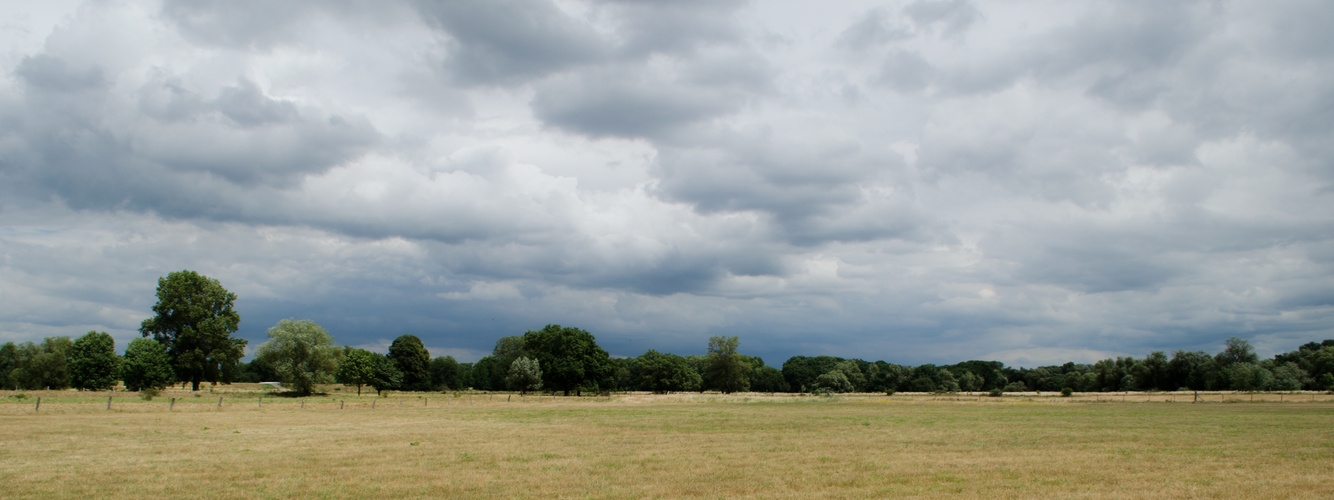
5,270,1334,395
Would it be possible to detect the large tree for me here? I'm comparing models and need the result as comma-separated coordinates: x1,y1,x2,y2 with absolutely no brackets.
430,355,463,391
388,334,431,391
69,331,118,391
254,319,341,395
506,356,543,394
120,338,174,392
139,270,246,391
521,324,612,396
336,347,376,396
706,335,751,393
636,349,701,393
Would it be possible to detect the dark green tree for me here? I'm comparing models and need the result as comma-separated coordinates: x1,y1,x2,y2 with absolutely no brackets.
139,270,246,391
120,338,174,392
706,336,750,393
430,355,462,391
0,342,17,389
336,347,377,396
1216,337,1258,367
387,334,431,391
69,331,119,391
782,355,843,392
254,319,341,395
369,352,403,396
637,350,701,393
521,324,612,396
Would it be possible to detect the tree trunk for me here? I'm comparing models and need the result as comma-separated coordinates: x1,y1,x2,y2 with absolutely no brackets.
191,377,201,391
357,385,362,396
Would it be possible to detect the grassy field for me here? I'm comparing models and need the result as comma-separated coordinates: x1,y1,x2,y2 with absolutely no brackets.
2,389,1332,498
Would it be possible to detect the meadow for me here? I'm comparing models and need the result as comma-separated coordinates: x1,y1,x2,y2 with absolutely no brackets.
2,387,1332,498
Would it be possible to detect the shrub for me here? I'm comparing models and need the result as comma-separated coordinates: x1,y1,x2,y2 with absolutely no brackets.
988,388,1003,397
140,387,160,401
1061,387,1073,397
885,389,896,396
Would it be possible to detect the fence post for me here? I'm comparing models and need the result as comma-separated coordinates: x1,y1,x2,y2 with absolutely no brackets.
372,399,376,409
469,395,473,405
170,397,175,411
301,400,305,409
425,398,428,407
218,397,223,410
340,400,344,410
35,396,40,411
107,396,112,410
508,394,511,402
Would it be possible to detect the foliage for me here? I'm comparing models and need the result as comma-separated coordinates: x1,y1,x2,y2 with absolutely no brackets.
336,347,378,396
1003,381,1028,392
812,370,854,393
782,355,843,393
430,355,463,391
254,319,341,395
521,324,612,396
7,338,73,390
988,388,1003,397
70,331,119,390
637,350,701,393
1061,387,1073,397
369,352,403,396
505,356,543,393
139,270,246,391
706,336,751,393
387,335,431,391
749,365,789,392
121,338,174,392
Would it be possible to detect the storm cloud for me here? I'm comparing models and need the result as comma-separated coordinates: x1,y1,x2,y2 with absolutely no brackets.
1,0,1332,367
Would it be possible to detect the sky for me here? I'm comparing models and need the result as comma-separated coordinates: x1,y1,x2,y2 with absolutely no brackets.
1,0,1332,367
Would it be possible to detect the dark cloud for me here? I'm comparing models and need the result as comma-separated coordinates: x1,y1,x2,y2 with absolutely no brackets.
416,0,608,86
532,69,743,139
14,55,106,92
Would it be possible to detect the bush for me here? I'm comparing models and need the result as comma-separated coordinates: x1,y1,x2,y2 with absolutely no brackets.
139,387,160,401
988,388,1003,397
1061,387,1073,397
885,389,896,396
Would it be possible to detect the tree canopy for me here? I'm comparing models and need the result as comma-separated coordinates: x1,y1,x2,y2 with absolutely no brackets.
69,331,118,391
139,270,246,391
388,335,431,391
121,338,174,391
255,319,341,395
522,324,611,396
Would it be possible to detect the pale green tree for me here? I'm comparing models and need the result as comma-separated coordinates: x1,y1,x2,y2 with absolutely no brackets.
505,356,543,394
255,319,341,395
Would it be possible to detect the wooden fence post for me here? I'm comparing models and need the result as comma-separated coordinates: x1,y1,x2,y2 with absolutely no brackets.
340,400,344,410
217,397,223,410
170,397,175,411
107,396,112,410
372,399,376,409
35,396,40,411
301,400,305,409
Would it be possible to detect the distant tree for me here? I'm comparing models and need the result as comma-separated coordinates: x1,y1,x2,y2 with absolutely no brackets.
254,319,341,395
706,336,751,393
1216,337,1258,367
812,370,854,393
1169,350,1218,390
139,270,246,391
750,365,789,392
958,370,981,392
120,338,174,392
470,356,498,390
388,335,431,391
9,337,72,390
637,350,701,393
937,369,961,393
522,324,612,396
336,347,377,396
506,356,543,394
369,353,403,396
0,342,17,389
430,355,462,391
830,360,867,392
69,331,118,391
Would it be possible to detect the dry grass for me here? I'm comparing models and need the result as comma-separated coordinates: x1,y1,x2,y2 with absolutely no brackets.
1,389,1332,498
